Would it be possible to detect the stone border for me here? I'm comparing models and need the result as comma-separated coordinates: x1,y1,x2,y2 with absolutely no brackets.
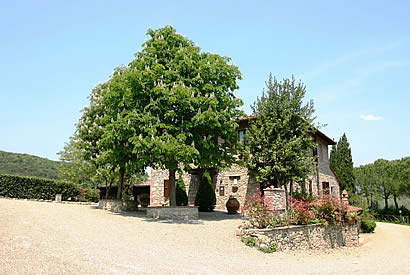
146,206,199,220
237,223,359,251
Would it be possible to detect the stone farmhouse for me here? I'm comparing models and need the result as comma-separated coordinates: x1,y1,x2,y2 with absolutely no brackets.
149,116,341,210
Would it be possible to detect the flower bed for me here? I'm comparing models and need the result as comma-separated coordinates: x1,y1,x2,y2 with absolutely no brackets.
239,190,360,251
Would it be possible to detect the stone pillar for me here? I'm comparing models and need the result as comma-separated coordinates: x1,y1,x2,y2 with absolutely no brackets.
55,194,62,203
263,188,286,211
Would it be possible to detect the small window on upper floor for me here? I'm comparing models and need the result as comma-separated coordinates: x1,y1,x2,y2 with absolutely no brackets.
238,129,246,142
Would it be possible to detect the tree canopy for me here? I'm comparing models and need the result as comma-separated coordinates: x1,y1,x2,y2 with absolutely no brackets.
71,25,243,204
244,74,316,208
354,157,409,209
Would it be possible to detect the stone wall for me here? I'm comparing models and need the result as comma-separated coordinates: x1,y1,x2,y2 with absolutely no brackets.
98,199,126,212
214,164,259,210
150,168,199,206
146,206,199,220
238,223,359,251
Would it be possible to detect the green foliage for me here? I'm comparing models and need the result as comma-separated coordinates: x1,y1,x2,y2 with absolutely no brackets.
74,25,242,205
241,236,256,247
0,174,79,201
0,150,61,180
259,243,277,253
354,157,409,210
176,177,188,206
360,219,376,233
58,135,98,187
126,26,242,205
194,171,216,211
329,134,355,195
78,187,100,202
245,75,316,191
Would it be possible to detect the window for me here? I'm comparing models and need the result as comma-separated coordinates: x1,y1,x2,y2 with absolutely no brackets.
219,186,225,196
164,179,169,197
232,186,238,193
308,179,313,194
331,186,335,197
322,182,330,195
238,129,246,142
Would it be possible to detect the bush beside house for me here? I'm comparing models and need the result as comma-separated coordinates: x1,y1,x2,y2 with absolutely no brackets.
195,171,216,211
176,177,188,206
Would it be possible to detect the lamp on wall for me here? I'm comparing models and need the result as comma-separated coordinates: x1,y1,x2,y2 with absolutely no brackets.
233,178,238,185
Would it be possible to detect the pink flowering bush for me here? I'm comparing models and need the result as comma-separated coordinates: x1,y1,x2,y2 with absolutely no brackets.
289,196,318,225
242,190,347,229
242,190,288,229
313,195,346,225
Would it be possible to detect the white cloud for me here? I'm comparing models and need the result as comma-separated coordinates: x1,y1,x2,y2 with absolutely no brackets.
360,114,384,121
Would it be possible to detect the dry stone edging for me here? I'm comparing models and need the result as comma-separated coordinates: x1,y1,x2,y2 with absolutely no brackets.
238,223,359,251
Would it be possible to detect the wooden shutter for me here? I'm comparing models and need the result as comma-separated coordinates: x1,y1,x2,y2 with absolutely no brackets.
164,179,169,197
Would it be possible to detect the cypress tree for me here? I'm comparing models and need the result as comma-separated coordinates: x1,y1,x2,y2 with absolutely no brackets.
194,170,216,211
329,133,355,195
176,177,188,206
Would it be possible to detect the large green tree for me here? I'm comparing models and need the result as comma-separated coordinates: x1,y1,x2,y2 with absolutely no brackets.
57,134,97,187
245,75,316,209
126,26,242,206
329,133,355,195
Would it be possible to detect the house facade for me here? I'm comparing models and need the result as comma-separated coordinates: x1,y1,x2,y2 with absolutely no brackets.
149,117,340,210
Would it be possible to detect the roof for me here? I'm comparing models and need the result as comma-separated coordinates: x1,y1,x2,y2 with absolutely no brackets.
97,181,150,188
236,115,336,145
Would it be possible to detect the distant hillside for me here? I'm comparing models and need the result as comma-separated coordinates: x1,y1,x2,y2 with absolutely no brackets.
0,150,61,179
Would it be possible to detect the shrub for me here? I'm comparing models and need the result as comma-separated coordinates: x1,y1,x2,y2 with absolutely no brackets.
0,173,100,202
86,188,100,202
194,170,216,211
259,243,277,253
242,190,288,228
361,219,376,233
290,196,318,225
241,236,256,247
176,177,188,206
314,195,346,225
0,174,79,200
291,190,316,203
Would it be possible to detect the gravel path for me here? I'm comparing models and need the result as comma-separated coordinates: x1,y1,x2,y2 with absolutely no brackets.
1,198,409,274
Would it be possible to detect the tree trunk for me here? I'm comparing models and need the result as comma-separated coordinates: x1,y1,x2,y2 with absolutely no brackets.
284,184,289,210
105,177,109,199
316,165,321,198
384,192,389,210
209,168,218,189
289,182,294,210
168,168,176,206
393,194,399,209
116,166,125,200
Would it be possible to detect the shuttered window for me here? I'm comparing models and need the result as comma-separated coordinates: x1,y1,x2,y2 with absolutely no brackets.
164,179,169,197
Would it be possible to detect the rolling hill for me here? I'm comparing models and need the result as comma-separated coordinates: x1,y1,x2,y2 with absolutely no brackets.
0,150,61,179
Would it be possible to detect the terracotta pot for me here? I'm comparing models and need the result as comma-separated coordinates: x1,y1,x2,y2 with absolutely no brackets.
226,197,240,214
345,216,355,225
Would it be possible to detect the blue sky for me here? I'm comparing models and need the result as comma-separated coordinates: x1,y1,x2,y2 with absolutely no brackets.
1,0,409,166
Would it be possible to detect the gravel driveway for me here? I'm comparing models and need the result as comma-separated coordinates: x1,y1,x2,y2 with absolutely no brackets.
1,198,409,274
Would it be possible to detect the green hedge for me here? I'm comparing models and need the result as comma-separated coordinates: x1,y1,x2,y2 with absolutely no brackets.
0,174,98,202
361,219,376,233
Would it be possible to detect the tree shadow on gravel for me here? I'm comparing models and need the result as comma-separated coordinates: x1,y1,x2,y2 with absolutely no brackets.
102,209,245,225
